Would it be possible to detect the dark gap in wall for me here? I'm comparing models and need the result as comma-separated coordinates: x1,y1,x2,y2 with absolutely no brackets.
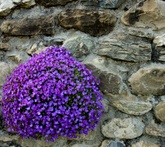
151,40,159,62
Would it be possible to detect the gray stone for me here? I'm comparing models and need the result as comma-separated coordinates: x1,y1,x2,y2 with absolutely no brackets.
0,43,10,51
99,0,125,9
0,0,16,16
27,43,46,55
107,141,125,147
6,50,30,63
58,9,117,37
112,100,152,115
35,0,76,7
155,102,165,122
95,39,151,62
121,0,165,30
0,62,10,87
145,121,165,137
62,35,94,59
80,0,99,6
13,0,36,8
99,71,122,95
102,118,145,139
100,140,111,147
131,141,160,147
0,15,54,36
153,34,165,62
128,64,165,96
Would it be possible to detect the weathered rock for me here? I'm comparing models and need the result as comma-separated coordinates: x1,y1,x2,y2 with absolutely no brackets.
107,141,125,147
63,35,94,58
99,0,125,9
0,43,10,50
71,143,99,147
58,9,117,37
121,0,165,30
0,15,54,36
0,0,16,16
6,50,30,63
145,121,165,137
35,0,76,7
80,0,99,6
100,140,111,147
27,42,46,55
128,28,154,39
102,118,145,139
155,102,165,122
101,98,109,113
128,64,165,96
153,34,165,62
95,39,151,62
112,100,152,115
0,62,10,87
131,141,160,147
99,71,122,95
13,0,36,8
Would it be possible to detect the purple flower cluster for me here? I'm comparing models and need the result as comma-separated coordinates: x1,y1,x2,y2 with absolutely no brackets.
2,46,103,141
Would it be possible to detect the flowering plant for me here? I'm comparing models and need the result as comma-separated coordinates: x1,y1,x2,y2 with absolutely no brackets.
2,46,103,141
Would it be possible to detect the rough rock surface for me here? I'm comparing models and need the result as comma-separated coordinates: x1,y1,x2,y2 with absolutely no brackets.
145,121,165,137
112,100,152,115
102,118,145,139
58,9,117,36
0,15,54,36
95,39,151,62
128,64,165,96
62,35,94,59
0,43,10,51
121,0,165,30
0,0,15,16
131,141,160,147
0,62,10,87
99,0,125,9
153,34,165,62
155,102,165,122
35,0,76,7
12,0,36,8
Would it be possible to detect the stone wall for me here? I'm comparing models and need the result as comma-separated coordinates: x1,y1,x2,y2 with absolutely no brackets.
0,0,165,147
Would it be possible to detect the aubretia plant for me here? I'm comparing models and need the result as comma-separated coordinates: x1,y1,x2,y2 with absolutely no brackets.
2,46,103,141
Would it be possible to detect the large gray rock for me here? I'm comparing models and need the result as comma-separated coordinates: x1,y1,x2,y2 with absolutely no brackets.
131,141,160,147
128,64,165,96
0,0,15,16
95,39,151,62
155,102,165,122
145,121,165,137
13,0,36,8
112,100,152,115
121,0,165,30
102,118,145,139
58,9,117,37
0,15,54,36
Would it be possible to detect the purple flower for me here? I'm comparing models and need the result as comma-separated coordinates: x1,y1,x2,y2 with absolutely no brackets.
2,46,104,141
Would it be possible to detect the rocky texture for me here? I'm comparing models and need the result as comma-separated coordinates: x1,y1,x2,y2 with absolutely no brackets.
112,100,152,115
0,43,10,51
58,9,117,37
63,35,94,59
153,34,165,62
95,39,151,62
13,0,36,8
131,141,160,147
155,102,165,122
128,64,165,96
99,71,122,95
145,121,165,138
121,0,165,30
35,0,76,7
0,62,10,87
101,118,145,139
0,0,15,16
0,15,54,36
99,0,125,9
